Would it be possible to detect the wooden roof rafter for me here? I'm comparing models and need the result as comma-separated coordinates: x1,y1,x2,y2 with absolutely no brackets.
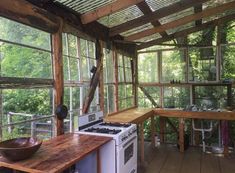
136,1,168,37
137,13,235,50
125,1,235,41
80,0,144,24
109,0,209,37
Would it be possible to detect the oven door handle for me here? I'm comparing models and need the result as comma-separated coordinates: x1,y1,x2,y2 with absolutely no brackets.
122,136,137,148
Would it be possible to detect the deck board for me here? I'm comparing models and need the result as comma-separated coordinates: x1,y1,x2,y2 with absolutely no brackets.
139,143,235,173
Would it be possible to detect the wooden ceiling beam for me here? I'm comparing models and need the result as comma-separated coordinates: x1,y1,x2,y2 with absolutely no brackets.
194,4,203,26
137,1,168,37
80,0,144,24
109,0,209,36
137,13,235,50
126,1,235,41
0,0,60,33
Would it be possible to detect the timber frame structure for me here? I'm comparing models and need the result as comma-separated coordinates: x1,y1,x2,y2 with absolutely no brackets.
0,0,235,135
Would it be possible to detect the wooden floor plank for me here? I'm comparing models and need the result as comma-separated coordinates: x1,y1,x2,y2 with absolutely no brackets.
160,149,184,173
180,147,201,173
201,153,220,173
219,155,235,173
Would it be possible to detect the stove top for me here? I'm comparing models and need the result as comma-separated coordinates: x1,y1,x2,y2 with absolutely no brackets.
85,127,122,134
99,122,131,128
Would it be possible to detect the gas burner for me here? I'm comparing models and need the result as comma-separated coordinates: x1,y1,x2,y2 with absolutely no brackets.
85,127,122,134
99,122,131,128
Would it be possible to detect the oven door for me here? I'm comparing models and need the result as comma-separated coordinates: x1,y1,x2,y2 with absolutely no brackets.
117,135,137,173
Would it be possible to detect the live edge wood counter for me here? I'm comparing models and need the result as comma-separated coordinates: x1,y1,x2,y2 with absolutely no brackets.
104,108,155,166
0,133,112,173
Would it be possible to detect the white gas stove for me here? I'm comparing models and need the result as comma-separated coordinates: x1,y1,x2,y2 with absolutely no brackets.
75,111,137,173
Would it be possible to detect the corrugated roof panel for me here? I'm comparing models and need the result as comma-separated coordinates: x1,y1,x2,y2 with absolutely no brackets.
135,33,162,43
98,5,144,27
166,22,195,35
159,7,194,24
120,23,153,37
146,0,180,11
54,0,116,14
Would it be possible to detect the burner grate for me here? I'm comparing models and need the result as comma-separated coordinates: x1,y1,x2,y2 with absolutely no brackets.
99,122,131,128
85,127,122,134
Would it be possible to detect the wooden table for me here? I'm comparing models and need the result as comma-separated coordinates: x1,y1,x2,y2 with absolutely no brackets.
104,108,155,165
154,109,235,153
0,133,111,173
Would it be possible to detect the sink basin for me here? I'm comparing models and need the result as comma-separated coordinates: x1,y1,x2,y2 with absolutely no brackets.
0,137,42,161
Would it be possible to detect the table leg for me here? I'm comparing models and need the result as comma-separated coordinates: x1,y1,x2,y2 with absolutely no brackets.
160,117,166,142
139,123,145,165
97,149,101,173
151,116,156,148
222,120,229,156
179,118,185,153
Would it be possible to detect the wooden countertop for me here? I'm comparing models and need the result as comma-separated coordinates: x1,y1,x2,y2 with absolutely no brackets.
154,109,235,120
104,108,154,124
0,133,111,173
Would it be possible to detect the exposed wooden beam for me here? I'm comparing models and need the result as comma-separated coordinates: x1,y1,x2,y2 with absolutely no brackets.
0,0,60,33
80,0,144,24
194,4,202,26
83,40,103,113
136,1,168,37
126,1,235,41
52,25,64,136
110,0,209,36
137,13,235,50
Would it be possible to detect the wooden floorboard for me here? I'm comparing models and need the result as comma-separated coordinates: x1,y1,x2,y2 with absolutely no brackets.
139,143,235,173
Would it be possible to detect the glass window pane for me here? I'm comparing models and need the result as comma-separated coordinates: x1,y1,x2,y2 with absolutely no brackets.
0,43,52,78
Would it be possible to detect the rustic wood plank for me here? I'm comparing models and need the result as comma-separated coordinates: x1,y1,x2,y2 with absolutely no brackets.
110,0,209,36
194,4,203,26
160,150,184,173
219,156,235,173
180,147,201,173
201,153,220,173
154,109,235,121
125,1,235,41
0,0,60,33
179,118,185,153
80,0,144,24
0,134,111,173
151,116,156,148
113,46,119,112
52,26,64,136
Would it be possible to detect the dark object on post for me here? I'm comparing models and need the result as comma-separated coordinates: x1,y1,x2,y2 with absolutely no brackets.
0,137,42,161
177,134,190,151
55,104,68,120
90,66,97,73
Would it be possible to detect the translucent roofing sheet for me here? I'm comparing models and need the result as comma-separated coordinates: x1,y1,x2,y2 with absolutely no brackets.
135,33,162,43
54,0,116,14
145,0,180,11
98,5,144,28
166,22,195,35
203,0,235,10
159,7,194,25
120,23,153,37
202,9,235,23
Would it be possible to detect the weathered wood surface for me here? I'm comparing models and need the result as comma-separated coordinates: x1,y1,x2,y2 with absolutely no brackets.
0,0,60,33
154,109,235,120
104,108,154,124
0,133,111,173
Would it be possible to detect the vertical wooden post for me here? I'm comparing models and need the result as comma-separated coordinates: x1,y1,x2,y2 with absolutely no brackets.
151,116,156,148
7,113,12,133
99,41,105,113
159,117,166,142
133,48,138,107
113,47,119,112
179,118,185,152
52,23,64,136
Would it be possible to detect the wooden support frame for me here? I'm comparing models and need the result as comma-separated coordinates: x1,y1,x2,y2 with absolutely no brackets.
113,46,119,112
137,13,235,50
82,40,104,113
109,0,209,36
126,1,235,41
0,0,60,33
52,23,64,136
80,0,144,24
